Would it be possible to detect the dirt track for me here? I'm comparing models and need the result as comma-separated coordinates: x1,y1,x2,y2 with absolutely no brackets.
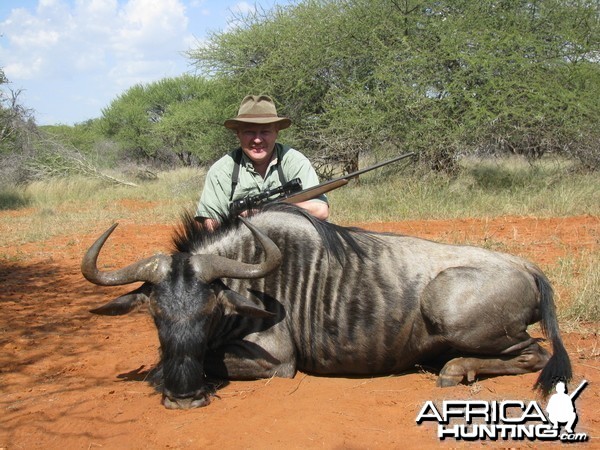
1,213,598,449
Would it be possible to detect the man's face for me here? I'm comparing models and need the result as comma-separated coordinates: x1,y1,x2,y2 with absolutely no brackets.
236,123,279,166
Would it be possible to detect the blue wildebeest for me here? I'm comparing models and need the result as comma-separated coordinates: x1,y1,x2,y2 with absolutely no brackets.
82,204,572,409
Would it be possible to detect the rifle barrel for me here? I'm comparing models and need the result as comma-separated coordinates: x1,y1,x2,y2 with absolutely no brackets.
280,152,416,204
342,152,417,180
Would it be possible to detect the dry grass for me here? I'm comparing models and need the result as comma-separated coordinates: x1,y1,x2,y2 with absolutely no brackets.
550,250,600,326
0,157,598,324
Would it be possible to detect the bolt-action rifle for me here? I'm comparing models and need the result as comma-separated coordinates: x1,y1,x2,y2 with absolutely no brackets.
229,151,416,216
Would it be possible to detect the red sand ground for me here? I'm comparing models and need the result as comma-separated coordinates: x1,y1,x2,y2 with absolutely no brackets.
1,213,598,449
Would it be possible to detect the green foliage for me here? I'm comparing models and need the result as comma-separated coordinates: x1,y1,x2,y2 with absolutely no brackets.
100,83,162,158
41,120,102,154
153,96,234,165
99,75,237,165
4,1,600,174
188,0,600,172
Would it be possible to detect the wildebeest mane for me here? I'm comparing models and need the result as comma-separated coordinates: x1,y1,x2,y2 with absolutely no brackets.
171,204,376,263
261,203,375,263
170,210,232,253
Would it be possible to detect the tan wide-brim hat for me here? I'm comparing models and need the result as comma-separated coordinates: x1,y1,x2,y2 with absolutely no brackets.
224,95,292,130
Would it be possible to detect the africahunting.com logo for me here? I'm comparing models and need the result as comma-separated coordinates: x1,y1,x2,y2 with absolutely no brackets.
416,380,589,443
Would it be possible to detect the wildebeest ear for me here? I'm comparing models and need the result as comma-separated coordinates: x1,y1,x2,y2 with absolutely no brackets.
218,289,275,318
90,284,150,316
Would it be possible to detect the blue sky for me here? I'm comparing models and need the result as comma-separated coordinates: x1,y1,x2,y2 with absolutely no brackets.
0,0,293,125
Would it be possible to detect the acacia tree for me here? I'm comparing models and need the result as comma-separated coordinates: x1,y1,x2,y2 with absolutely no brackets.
154,95,236,165
99,83,160,161
187,0,600,172
305,0,600,170
99,75,236,166
421,0,600,160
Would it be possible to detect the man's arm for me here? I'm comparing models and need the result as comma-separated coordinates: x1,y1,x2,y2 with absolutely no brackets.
295,199,329,220
279,148,329,215
196,157,233,221
200,217,220,232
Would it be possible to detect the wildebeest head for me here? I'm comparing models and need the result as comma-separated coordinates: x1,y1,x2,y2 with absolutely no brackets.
81,217,282,409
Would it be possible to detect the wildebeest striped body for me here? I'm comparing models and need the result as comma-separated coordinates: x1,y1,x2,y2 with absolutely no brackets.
83,204,571,409
206,212,542,375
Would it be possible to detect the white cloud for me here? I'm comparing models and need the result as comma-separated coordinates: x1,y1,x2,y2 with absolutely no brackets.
0,0,293,124
9,28,61,51
1,0,191,85
75,0,118,16
231,1,254,15
4,57,45,79
112,0,188,55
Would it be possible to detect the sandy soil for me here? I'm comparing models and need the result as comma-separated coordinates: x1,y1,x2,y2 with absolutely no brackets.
1,213,598,449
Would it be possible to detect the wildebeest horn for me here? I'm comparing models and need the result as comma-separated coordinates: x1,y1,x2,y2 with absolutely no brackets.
81,223,172,286
190,217,282,283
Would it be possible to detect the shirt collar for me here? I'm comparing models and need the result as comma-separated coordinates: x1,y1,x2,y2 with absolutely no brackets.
240,148,279,174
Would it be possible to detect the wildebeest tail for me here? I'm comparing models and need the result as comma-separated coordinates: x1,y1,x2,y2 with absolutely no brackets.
534,272,572,396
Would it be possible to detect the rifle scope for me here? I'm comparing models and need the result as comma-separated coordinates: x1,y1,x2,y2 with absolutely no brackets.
229,178,303,215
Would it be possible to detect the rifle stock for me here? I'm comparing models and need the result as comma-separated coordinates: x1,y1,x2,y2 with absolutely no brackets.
280,151,415,204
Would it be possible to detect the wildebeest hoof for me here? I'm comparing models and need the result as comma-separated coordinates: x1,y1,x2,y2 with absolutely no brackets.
162,389,213,409
437,361,467,387
437,373,465,387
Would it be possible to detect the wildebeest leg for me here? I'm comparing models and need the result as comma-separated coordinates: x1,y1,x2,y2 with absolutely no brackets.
437,340,550,387
205,339,296,380
421,266,549,387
